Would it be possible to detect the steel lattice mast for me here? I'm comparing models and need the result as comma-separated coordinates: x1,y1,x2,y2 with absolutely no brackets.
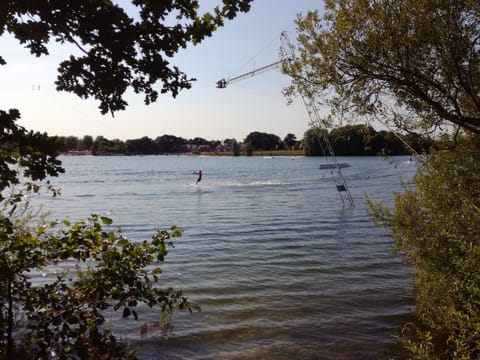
216,32,355,208
280,32,355,208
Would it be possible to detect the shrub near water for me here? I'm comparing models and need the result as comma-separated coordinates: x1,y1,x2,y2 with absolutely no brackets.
0,204,191,359
369,133,480,359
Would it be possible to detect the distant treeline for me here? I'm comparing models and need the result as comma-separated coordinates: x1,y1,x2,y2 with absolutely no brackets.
54,125,431,156
303,125,432,156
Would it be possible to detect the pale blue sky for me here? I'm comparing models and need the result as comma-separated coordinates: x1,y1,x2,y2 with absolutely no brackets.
0,1,321,142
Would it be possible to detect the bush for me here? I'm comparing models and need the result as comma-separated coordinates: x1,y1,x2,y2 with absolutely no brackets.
0,201,191,359
369,133,480,359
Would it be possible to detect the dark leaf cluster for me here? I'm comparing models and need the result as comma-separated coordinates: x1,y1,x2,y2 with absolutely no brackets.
0,0,253,115
1,213,190,359
303,124,432,156
0,109,64,200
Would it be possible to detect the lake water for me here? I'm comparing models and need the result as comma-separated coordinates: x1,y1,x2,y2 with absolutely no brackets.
37,155,416,359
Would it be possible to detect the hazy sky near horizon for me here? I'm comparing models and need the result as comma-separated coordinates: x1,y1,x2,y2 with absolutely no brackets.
1,0,322,142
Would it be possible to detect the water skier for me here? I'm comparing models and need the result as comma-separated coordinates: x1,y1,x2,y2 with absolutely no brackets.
193,170,202,184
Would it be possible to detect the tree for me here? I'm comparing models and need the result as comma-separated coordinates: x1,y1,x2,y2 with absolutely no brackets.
231,138,241,156
245,142,254,156
302,127,326,156
1,1,253,357
0,109,63,199
283,133,297,150
328,124,369,155
1,209,191,359
1,0,253,115
92,135,122,154
244,131,281,151
126,136,159,155
285,0,480,134
369,133,480,358
65,136,80,151
289,1,480,356
79,135,94,151
0,0,253,199
155,134,188,153
190,137,209,146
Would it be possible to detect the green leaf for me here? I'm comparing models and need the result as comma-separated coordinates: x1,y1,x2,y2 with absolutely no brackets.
117,238,129,246
101,216,113,225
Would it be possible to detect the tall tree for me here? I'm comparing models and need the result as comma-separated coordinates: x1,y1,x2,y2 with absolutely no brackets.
1,0,253,192
244,131,281,151
283,133,297,149
126,136,159,155
155,134,188,153
288,1,480,357
302,127,326,156
0,1,253,357
1,0,253,115
231,138,241,156
284,0,480,134
329,124,369,155
79,135,94,151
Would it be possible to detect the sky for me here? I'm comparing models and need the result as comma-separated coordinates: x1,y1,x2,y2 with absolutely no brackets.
0,1,322,142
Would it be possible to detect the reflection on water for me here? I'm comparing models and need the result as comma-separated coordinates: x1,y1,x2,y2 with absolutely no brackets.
35,155,415,359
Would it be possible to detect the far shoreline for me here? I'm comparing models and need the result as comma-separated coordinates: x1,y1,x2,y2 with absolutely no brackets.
62,149,306,157
61,149,413,157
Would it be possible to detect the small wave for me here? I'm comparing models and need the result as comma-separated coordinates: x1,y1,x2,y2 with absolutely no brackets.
184,178,326,191
63,180,105,184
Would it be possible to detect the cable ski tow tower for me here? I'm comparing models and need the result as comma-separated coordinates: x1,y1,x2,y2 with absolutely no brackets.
279,32,355,208
216,60,282,88
216,32,355,208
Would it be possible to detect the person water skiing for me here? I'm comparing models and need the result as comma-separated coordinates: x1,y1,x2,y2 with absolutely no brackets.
194,170,202,184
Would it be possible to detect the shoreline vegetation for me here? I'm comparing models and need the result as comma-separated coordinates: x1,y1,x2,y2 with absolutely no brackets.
57,125,432,157
63,149,306,156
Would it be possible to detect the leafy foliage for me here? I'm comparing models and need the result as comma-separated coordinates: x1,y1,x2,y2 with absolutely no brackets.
285,0,480,134
0,207,190,359
283,133,298,150
0,109,64,200
288,1,480,357
1,1,255,358
1,0,252,115
302,124,431,156
0,0,254,183
244,131,282,151
369,133,480,358
231,138,241,156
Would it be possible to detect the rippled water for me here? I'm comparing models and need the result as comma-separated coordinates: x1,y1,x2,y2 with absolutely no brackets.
37,155,416,359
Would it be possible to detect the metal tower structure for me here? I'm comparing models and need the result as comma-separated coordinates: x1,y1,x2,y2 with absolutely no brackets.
279,32,355,208
216,32,355,208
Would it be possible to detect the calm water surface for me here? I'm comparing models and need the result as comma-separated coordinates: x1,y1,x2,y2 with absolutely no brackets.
38,155,416,359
